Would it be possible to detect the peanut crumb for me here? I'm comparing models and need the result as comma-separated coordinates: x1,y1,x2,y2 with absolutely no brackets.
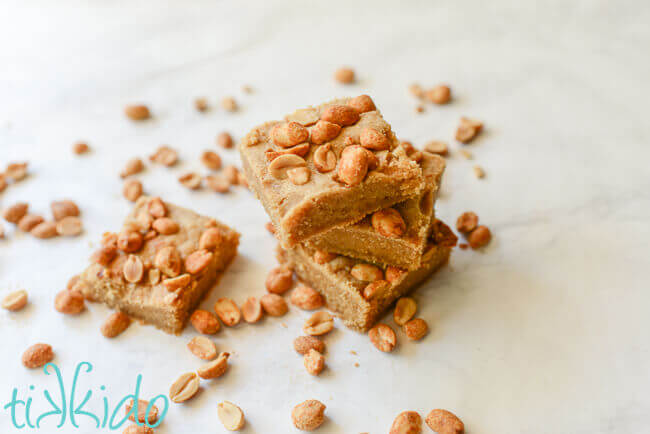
473,165,485,179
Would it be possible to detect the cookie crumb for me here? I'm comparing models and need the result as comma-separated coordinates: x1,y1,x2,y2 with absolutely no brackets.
473,165,485,179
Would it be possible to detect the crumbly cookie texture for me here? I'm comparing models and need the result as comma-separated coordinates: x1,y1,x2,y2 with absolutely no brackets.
308,151,445,270
278,220,456,332
239,96,425,248
74,196,239,334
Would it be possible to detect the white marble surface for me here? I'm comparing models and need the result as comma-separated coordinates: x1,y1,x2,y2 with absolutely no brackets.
1,1,649,432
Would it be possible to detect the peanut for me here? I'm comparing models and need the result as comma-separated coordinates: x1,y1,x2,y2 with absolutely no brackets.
150,146,178,166
124,104,150,121
334,67,355,84
455,117,483,143
348,94,376,113
120,158,144,178
292,400,326,431
290,285,324,310
126,399,158,425
303,311,334,336
147,197,167,218
1,289,28,311
197,351,229,379
287,167,311,185
241,296,263,323
271,122,309,148
101,312,131,338
320,105,360,126
152,217,179,235
178,172,202,189
468,225,491,249
56,216,83,236
371,208,406,238
18,214,44,232
425,409,464,434
217,132,233,148
187,336,217,360
456,212,478,234
394,297,417,326
304,349,325,376
51,200,80,221
117,231,144,253
404,318,429,341
162,273,191,292
31,221,58,239
260,293,288,317
217,401,245,431
310,120,341,145
294,336,325,355
360,128,390,151
190,309,220,334
123,179,143,202
286,107,320,126
337,145,369,186
268,154,307,180
54,290,85,315
368,323,396,352
362,280,390,300
313,144,337,173
154,246,181,277
22,343,54,369
3,202,29,224
123,255,144,283
426,85,451,104
185,249,213,274
169,372,199,403
390,411,422,434
265,266,293,294
214,298,241,326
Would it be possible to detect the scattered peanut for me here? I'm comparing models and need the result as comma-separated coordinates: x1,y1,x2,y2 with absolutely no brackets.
123,179,143,202
260,293,288,317
22,343,54,369
426,85,451,104
217,401,245,431
292,400,326,431
101,312,131,338
120,158,144,178
125,105,150,121
468,225,491,249
54,290,85,315
194,97,208,112
169,372,200,403
303,311,334,336
1,289,28,311
266,266,293,294
178,172,202,190
456,212,478,234
390,411,422,434
425,409,464,434
187,336,217,360
456,117,483,143
197,351,229,379
217,132,233,149
290,285,324,310
149,146,178,167
18,214,43,231
31,221,58,239
56,216,83,236
404,318,429,341
190,309,221,334
221,96,238,112
201,151,222,170
304,349,325,376
424,140,448,156
394,297,417,326
3,202,28,224
214,298,241,326
126,399,158,425
368,323,396,352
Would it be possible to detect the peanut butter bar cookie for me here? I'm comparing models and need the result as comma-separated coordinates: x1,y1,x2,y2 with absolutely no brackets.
239,95,425,248
74,196,239,334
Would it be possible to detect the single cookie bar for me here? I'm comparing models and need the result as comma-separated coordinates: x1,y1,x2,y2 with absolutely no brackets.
239,95,425,248
307,151,445,270
75,196,239,334
278,220,457,332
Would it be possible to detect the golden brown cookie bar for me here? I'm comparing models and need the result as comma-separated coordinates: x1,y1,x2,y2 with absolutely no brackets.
75,196,239,334
239,96,425,248
307,151,445,270
278,220,457,332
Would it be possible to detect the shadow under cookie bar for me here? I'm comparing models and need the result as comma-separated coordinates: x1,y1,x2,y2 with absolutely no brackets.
239,96,424,248
278,220,457,332
75,196,240,335
307,151,446,270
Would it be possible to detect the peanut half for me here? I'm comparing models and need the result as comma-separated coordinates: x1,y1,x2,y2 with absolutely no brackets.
304,349,325,376
368,323,396,352
271,122,309,148
260,293,288,317
394,297,417,326
390,411,422,434
197,351,230,379
266,266,293,294
290,285,324,311
1,289,28,312
169,372,199,403
217,401,245,431
293,336,325,355
214,298,241,326
268,154,307,180
187,336,217,360
303,311,334,336
190,309,221,335
241,297,263,323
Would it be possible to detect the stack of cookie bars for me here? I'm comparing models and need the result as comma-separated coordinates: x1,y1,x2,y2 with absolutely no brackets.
240,95,457,332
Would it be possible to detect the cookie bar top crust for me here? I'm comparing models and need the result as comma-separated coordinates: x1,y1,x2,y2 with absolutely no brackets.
279,220,457,332
76,196,240,334
307,151,446,269
239,95,425,247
